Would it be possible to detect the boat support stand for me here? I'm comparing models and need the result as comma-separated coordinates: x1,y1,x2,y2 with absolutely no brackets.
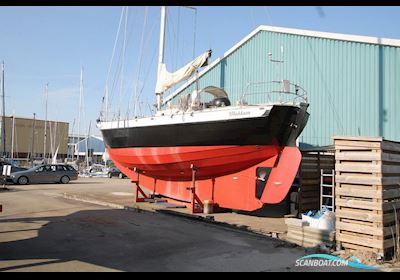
187,164,203,214
132,168,149,203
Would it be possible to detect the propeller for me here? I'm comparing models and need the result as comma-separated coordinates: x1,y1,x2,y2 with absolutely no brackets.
256,168,271,199
256,168,268,181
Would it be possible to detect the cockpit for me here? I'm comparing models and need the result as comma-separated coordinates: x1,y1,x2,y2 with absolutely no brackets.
176,86,231,111
202,86,231,108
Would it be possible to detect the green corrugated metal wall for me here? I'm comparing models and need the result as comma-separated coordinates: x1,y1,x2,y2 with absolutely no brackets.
170,30,400,147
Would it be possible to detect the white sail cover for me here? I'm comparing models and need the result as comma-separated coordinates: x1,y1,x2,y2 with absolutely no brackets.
155,50,212,93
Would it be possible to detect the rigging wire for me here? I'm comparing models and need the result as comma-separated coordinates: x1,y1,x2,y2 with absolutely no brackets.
134,18,158,115
192,7,197,60
165,7,180,95
262,6,274,27
261,6,332,144
108,7,127,120
250,7,257,28
137,39,158,110
127,7,159,118
192,7,199,94
308,39,345,134
164,7,182,96
110,6,136,121
132,6,148,118
165,8,173,73
117,6,129,122
112,8,139,121
165,7,177,71
123,7,142,120
176,7,181,71
122,9,157,118
109,6,202,119
102,6,125,120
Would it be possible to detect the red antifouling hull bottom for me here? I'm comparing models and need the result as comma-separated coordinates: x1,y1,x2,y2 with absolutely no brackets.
108,145,301,211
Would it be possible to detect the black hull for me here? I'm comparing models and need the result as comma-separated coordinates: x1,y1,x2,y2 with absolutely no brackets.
101,104,309,148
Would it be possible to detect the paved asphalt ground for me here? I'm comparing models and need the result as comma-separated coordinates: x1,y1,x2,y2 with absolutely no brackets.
0,178,367,272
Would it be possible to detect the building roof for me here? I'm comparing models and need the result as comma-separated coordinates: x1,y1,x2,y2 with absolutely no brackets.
73,135,105,154
164,25,400,104
74,135,104,145
0,115,69,124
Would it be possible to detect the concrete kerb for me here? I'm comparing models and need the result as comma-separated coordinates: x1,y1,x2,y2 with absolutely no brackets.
62,194,125,209
62,193,154,214
155,208,285,240
61,192,291,243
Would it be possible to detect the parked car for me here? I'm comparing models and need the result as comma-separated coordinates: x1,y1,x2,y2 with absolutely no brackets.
107,167,127,179
8,164,78,185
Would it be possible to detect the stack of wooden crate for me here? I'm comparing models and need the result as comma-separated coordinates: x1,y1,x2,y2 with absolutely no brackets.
297,150,335,214
334,136,400,258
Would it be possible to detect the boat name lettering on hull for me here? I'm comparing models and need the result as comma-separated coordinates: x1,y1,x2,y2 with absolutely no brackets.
229,111,251,117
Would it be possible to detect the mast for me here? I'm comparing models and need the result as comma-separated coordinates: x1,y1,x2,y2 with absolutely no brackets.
77,66,83,161
156,6,166,111
11,112,15,160
49,121,54,161
104,85,108,122
43,83,48,160
70,118,75,161
155,7,210,107
85,120,91,168
1,61,6,158
30,113,36,167
52,121,57,162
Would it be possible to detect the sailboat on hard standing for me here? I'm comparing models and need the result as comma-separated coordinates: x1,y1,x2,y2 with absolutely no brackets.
97,7,310,211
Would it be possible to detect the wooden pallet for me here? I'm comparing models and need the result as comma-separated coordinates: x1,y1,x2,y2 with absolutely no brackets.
334,136,400,258
285,218,335,248
297,151,335,214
